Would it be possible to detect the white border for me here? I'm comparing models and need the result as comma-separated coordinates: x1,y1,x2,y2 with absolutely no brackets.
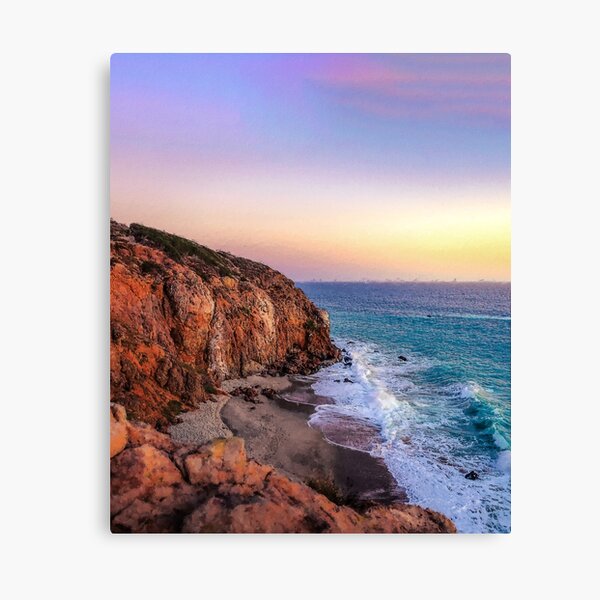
3,1,598,598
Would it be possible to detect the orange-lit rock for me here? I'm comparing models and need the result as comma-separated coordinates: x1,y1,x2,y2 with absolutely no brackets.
110,443,183,516
110,410,456,534
110,403,128,458
110,221,340,427
109,222,456,534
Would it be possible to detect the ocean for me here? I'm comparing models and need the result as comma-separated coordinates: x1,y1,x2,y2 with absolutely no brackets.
298,282,511,533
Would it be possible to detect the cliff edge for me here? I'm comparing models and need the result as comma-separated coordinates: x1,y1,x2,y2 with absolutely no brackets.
110,221,340,427
109,221,455,533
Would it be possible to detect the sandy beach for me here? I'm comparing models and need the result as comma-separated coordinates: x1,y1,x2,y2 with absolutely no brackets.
168,395,233,445
170,373,405,507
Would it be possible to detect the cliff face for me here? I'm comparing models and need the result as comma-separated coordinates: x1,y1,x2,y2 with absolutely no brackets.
109,221,456,533
110,221,340,427
110,405,456,533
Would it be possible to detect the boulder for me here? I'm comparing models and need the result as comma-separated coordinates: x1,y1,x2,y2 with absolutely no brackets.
110,403,456,533
230,386,262,403
126,420,177,453
110,404,128,458
111,444,183,515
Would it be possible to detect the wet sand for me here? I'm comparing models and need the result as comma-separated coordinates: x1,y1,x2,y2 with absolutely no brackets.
221,375,406,505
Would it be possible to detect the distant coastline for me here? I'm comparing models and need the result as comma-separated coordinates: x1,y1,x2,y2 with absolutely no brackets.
297,280,511,284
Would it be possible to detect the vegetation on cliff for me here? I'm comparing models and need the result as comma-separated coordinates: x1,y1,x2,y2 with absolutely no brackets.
109,221,456,533
110,220,340,427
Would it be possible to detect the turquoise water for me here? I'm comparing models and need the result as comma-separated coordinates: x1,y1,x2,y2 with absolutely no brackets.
298,282,511,533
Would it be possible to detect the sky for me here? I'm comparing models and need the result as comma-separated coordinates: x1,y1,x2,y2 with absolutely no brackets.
111,54,510,281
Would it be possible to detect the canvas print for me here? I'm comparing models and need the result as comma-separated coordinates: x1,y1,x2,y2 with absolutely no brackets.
110,53,510,533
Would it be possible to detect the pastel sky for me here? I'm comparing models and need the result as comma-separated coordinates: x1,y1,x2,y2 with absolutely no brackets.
111,54,510,281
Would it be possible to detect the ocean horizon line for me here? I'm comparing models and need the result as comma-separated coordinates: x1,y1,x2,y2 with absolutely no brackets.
295,279,511,284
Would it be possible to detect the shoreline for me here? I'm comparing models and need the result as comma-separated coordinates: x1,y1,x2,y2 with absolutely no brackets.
170,373,406,508
110,221,460,532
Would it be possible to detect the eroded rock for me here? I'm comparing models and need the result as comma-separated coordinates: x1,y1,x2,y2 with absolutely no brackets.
110,220,340,427
110,403,128,458
110,410,456,534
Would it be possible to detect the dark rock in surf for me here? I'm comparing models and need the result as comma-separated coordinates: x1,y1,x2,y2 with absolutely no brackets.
231,386,263,404
398,355,408,362
261,387,278,400
343,378,354,383
465,471,479,480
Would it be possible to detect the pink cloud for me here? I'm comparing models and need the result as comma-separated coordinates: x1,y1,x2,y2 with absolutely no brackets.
307,55,509,124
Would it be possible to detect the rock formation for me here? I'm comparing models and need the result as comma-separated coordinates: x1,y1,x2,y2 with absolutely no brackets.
110,221,340,427
110,405,456,534
110,221,456,533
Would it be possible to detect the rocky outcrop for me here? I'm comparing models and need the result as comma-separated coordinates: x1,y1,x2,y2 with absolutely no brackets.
110,409,456,534
110,404,128,458
110,221,340,427
109,221,456,533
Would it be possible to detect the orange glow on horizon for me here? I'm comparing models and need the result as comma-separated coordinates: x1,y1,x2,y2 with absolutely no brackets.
111,169,510,282
111,54,510,282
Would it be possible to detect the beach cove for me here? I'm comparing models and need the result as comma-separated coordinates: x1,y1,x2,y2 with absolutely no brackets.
169,374,405,509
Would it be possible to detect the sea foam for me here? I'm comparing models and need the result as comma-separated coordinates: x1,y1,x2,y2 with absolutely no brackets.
311,339,511,533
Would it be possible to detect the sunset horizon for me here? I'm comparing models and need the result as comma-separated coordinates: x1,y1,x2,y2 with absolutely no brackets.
111,53,510,282
110,52,511,535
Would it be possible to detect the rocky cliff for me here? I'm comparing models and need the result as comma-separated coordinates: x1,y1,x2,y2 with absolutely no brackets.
110,221,456,533
110,405,456,533
110,221,340,427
